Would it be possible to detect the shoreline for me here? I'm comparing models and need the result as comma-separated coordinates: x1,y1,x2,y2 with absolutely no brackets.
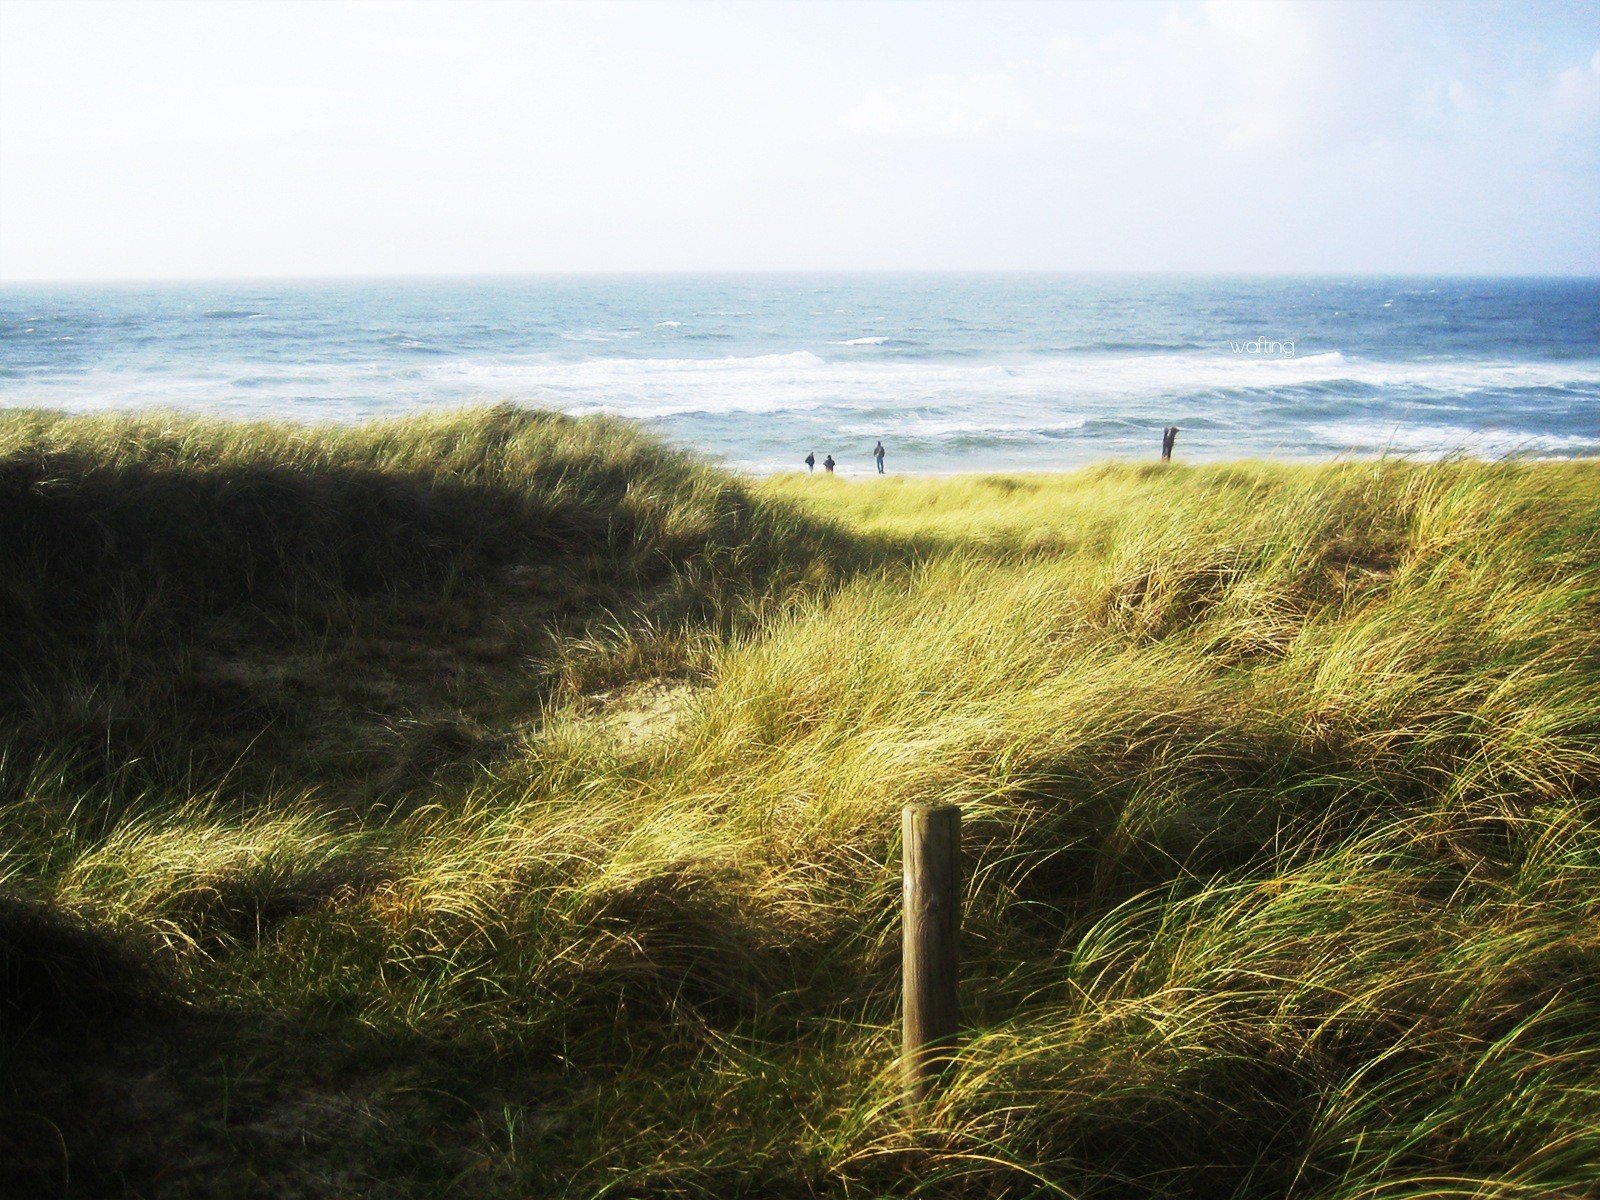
5,404,1596,477
749,455,1600,479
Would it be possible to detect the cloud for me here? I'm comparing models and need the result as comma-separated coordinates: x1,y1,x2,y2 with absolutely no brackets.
840,71,1052,137
838,1,1599,162
836,0,1338,150
1550,49,1600,125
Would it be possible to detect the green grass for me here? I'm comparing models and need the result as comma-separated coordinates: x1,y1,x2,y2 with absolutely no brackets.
3,408,1598,1199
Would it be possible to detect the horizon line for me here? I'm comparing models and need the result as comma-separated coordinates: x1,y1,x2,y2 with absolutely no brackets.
5,267,1600,287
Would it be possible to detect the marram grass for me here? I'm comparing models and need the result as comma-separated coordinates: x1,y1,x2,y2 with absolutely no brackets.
2,408,1597,1198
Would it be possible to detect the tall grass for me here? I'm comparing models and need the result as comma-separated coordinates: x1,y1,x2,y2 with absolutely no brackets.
3,412,1597,1198
0,405,855,809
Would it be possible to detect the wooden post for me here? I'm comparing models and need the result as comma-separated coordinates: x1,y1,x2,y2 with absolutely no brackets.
902,802,961,1108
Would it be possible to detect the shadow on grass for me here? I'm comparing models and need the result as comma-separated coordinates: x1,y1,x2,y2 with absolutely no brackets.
0,407,949,820
0,889,821,1199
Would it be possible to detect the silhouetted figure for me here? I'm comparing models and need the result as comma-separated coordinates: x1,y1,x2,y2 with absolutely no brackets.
873,441,886,473
1161,426,1179,462
805,451,816,473
823,454,836,473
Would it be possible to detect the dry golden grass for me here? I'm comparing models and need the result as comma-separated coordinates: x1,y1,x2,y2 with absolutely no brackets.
4,411,1597,1198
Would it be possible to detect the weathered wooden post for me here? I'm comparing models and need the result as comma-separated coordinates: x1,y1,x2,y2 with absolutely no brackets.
902,802,961,1109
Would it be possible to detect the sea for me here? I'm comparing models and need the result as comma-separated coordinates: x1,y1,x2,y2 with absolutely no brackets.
2,274,1597,474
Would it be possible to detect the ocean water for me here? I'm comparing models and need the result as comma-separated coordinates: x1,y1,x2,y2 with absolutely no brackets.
2,274,1597,474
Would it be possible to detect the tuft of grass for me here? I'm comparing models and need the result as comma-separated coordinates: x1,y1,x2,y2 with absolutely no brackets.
3,411,1598,1198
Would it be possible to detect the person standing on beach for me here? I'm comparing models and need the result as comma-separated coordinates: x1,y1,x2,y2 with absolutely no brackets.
823,454,835,473
805,451,816,473
873,441,886,473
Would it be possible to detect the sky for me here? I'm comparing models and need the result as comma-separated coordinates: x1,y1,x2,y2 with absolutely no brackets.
1,0,1597,280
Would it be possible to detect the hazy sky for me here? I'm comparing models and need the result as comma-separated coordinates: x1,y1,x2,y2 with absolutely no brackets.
1,0,1597,279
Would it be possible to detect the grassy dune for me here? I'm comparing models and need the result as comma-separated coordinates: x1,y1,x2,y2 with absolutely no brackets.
3,408,1598,1199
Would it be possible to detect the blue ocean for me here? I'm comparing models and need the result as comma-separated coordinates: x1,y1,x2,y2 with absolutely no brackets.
2,274,1596,474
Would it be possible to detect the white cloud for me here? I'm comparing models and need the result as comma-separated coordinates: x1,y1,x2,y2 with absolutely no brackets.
837,0,1334,151
840,71,1051,137
1550,49,1600,124
839,2,1598,161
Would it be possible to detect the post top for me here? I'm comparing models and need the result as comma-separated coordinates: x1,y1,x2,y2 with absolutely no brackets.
903,801,962,815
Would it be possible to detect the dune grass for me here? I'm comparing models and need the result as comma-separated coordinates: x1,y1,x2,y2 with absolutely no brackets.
3,409,1597,1198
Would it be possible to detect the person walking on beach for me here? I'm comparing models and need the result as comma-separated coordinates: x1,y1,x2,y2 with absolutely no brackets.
873,441,886,473
1161,426,1179,462
805,451,816,473
823,454,835,473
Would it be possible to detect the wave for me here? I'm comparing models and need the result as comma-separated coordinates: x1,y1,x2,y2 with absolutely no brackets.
1305,421,1600,459
840,414,1089,438
7,346,1597,464
201,309,263,320
16,348,1600,399
374,332,451,355
829,336,929,349
1068,339,1208,353
464,349,1600,403
559,328,641,342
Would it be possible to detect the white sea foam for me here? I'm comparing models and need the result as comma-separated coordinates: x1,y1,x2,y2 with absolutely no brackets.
839,414,1090,438
422,350,1600,419
17,348,1597,429
1306,420,1597,458
6,342,1597,468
